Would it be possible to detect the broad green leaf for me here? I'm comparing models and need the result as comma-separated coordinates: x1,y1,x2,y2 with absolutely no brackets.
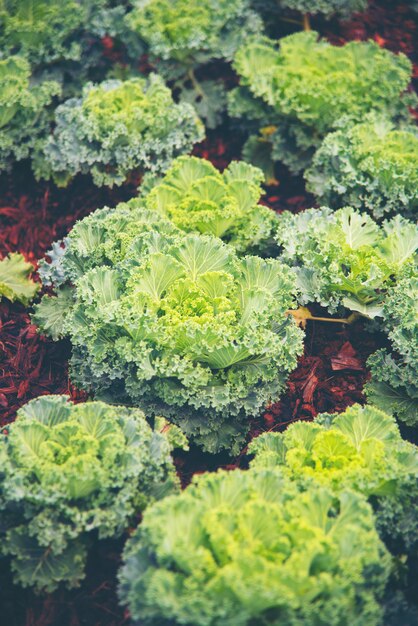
32,286,74,340
338,208,379,249
333,404,399,447
17,394,71,426
0,253,39,305
172,236,232,279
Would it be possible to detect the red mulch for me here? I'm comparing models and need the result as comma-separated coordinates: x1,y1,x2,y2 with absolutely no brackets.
0,1,416,624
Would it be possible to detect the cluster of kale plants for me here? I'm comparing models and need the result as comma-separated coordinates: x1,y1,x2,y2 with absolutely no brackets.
1,2,417,623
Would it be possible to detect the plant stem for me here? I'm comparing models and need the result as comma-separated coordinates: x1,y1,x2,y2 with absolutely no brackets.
286,307,360,327
280,16,304,26
187,68,206,100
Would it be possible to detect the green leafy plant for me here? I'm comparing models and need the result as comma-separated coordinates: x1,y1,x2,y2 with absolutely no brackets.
34,211,303,453
278,0,367,17
0,395,182,592
249,403,418,559
0,1,134,76
0,55,60,172
366,273,418,426
306,115,418,219
274,206,418,317
35,74,204,187
0,253,39,304
229,31,413,173
119,468,390,626
0,0,87,66
251,0,367,34
126,0,262,127
143,156,278,254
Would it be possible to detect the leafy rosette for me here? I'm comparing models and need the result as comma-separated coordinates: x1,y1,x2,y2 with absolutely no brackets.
119,468,390,626
366,273,418,426
229,31,413,173
275,206,418,317
0,0,86,66
144,156,278,254
34,223,303,453
0,56,60,172
0,1,135,76
0,395,181,592
126,0,262,128
249,404,418,559
0,253,39,305
35,74,204,187
127,0,261,64
306,115,418,220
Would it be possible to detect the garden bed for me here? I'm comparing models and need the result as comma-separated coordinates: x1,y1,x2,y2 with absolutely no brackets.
0,1,417,624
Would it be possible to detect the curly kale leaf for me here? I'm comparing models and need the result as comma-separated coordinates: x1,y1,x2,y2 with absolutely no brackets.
36,74,204,187
0,0,86,65
127,0,262,65
0,395,179,592
34,217,303,453
249,404,418,561
119,468,390,626
366,274,418,426
125,0,262,127
275,206,418,317
306,115,418,220
143,155,278,254
0,56,60,172
229,31,413,172
277,0,367,17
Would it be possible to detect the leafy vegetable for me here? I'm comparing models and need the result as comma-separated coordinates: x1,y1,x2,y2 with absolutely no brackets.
0,1,134,74
249,403,418,559
0,0,86,66
281,0,366,16
229,31,413,173
0,395,180,592
127,0,261,64
144,156,278,254
366,273,418,426
275,206,418,317
119,468,390,626
0,55,60,172
35,75,204,187
126,0,262,127
306,115,418,219
251,0,367,25
0,253,39,305
34,215,303,453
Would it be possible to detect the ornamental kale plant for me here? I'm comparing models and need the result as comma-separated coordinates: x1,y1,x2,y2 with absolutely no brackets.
0,56,60,172
306,115,418,220
0,254,39,304
0,1,133,75
229,31,413,173
144,156,278,254
0,395,181,592
119,468,390,626
35,74,204,187
249,404,418,559
126,0,262,127
275,206,418,318
0,0,87,66
366,273,418,427
34,211,303,453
